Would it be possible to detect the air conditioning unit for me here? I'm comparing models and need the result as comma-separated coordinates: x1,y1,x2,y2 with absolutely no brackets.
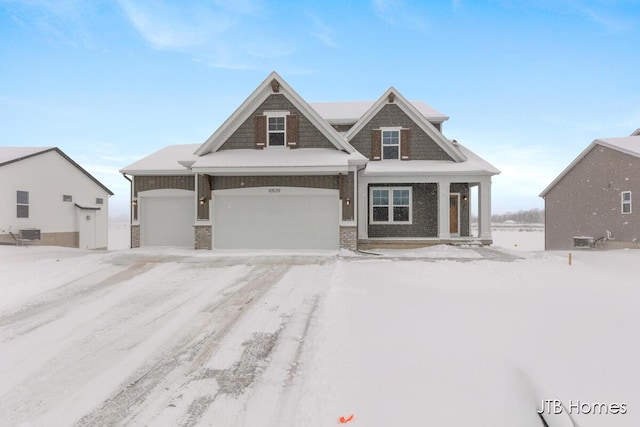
20,228,41,241
573,236,594,248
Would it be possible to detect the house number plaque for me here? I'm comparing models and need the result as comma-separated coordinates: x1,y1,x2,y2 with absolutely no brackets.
268,188,281,193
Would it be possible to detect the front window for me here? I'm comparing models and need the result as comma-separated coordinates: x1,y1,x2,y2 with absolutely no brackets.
622,191,632,214
17,190,29,218
382,129,400,159
370,187,412,224
268,116,285,146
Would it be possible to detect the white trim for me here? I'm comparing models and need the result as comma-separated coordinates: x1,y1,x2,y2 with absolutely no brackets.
195,72,358,155
264,111,289,147
541,139,640,197
621,191,632,214
381,127,401,160
344,87,465,162
369,186,412,224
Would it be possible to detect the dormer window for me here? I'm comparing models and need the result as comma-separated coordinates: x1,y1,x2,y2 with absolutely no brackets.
255,112,298,149
382,128,400,159
268,116,286,146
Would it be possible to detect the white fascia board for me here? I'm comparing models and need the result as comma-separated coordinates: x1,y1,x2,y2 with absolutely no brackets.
361,174,493,184
596,139,640,159
344,87,465,162
119,169,194,176
195,71,356,155
539,142,597,197
192,166,350,176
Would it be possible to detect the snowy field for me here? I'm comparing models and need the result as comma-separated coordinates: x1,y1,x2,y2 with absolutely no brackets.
1,225,639,426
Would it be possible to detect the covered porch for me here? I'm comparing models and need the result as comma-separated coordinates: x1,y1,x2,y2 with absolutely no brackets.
357,171,494,248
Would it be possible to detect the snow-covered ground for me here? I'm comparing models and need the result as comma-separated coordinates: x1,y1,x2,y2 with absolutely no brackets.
1,226,638,426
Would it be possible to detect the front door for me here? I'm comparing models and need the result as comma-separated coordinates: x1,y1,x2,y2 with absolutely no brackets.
449,194,460,235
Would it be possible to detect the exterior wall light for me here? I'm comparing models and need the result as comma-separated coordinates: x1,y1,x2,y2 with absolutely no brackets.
345,198,351,206
198,197,206,205
132,198,138,206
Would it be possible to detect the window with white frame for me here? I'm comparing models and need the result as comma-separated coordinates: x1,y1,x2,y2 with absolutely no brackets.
267,115,286,146
370,187,412,223
382,128,400,159
63,194,72,202
17,190,29,218
622,191,632,214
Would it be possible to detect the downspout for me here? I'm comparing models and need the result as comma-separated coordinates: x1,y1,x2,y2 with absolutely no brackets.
121,173,133,223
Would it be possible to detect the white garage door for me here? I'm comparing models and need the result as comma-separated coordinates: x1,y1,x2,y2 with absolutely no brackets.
140,190,195,247
214,187,339,249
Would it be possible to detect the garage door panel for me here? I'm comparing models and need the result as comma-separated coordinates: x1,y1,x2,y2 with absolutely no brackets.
214,188,339,250
141,194,194,247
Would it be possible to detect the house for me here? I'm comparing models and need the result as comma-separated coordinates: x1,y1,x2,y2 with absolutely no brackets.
0,147,113,249
120,72,499,250
540,130,640,250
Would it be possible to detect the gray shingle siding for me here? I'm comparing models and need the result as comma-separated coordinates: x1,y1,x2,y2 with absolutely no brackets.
219,94,336,150
349,104,453,161
544,145,640,249
368,183,438,238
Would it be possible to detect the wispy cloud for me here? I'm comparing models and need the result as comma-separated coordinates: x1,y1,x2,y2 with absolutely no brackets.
116,0,232,50
0,0,95,47
308,13,338,48
115,0,298,70
371,0,428,31
499,0,637,32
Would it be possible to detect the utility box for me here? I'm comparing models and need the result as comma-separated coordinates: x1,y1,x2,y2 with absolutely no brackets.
573,236,594,248
20,228,41,241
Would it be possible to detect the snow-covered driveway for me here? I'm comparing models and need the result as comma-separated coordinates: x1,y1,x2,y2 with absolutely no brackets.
0,248,332,426
1,244,639,427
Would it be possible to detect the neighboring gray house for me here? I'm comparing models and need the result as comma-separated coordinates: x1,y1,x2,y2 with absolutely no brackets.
121,72,499,250
540,130,640,250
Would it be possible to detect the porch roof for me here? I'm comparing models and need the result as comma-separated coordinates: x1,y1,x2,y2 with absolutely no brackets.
362,143,500,177
191,148,367,175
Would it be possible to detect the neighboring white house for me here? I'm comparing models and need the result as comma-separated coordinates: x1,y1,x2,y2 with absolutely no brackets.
0,147,113,249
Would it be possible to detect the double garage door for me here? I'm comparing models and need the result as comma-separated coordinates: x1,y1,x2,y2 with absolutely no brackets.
214,187,339,250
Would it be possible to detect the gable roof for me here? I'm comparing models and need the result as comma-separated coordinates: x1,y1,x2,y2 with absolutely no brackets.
539,135,640,197
631,128,640,136
0,146,114,195
195,71,357,156
0,146,54,166
120,144,201,175
310,100,449,125
343,87,466,162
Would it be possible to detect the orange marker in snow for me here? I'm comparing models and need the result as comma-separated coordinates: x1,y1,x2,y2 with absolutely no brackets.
339,414,354,423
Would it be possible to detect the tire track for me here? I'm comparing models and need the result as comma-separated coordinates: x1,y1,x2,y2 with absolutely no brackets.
76,263,292,427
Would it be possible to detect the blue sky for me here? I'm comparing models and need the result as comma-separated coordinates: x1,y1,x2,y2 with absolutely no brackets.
1,0,639,216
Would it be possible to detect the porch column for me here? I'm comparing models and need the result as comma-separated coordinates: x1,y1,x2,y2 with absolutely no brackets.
438,180,450,239
478,179,492,240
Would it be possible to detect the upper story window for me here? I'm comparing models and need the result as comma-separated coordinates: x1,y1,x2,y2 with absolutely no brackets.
17,190,29,218
63,194,73,202
267,115,286,146
622,191,632,214
382,128,400,159
96,198,104,205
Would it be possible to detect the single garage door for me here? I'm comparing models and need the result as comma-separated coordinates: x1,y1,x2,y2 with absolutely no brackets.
140,190,195,247
214,187,339,249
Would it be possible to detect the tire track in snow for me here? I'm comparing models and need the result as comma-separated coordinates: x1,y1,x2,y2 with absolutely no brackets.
0,262,151,341
76,263,292,427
